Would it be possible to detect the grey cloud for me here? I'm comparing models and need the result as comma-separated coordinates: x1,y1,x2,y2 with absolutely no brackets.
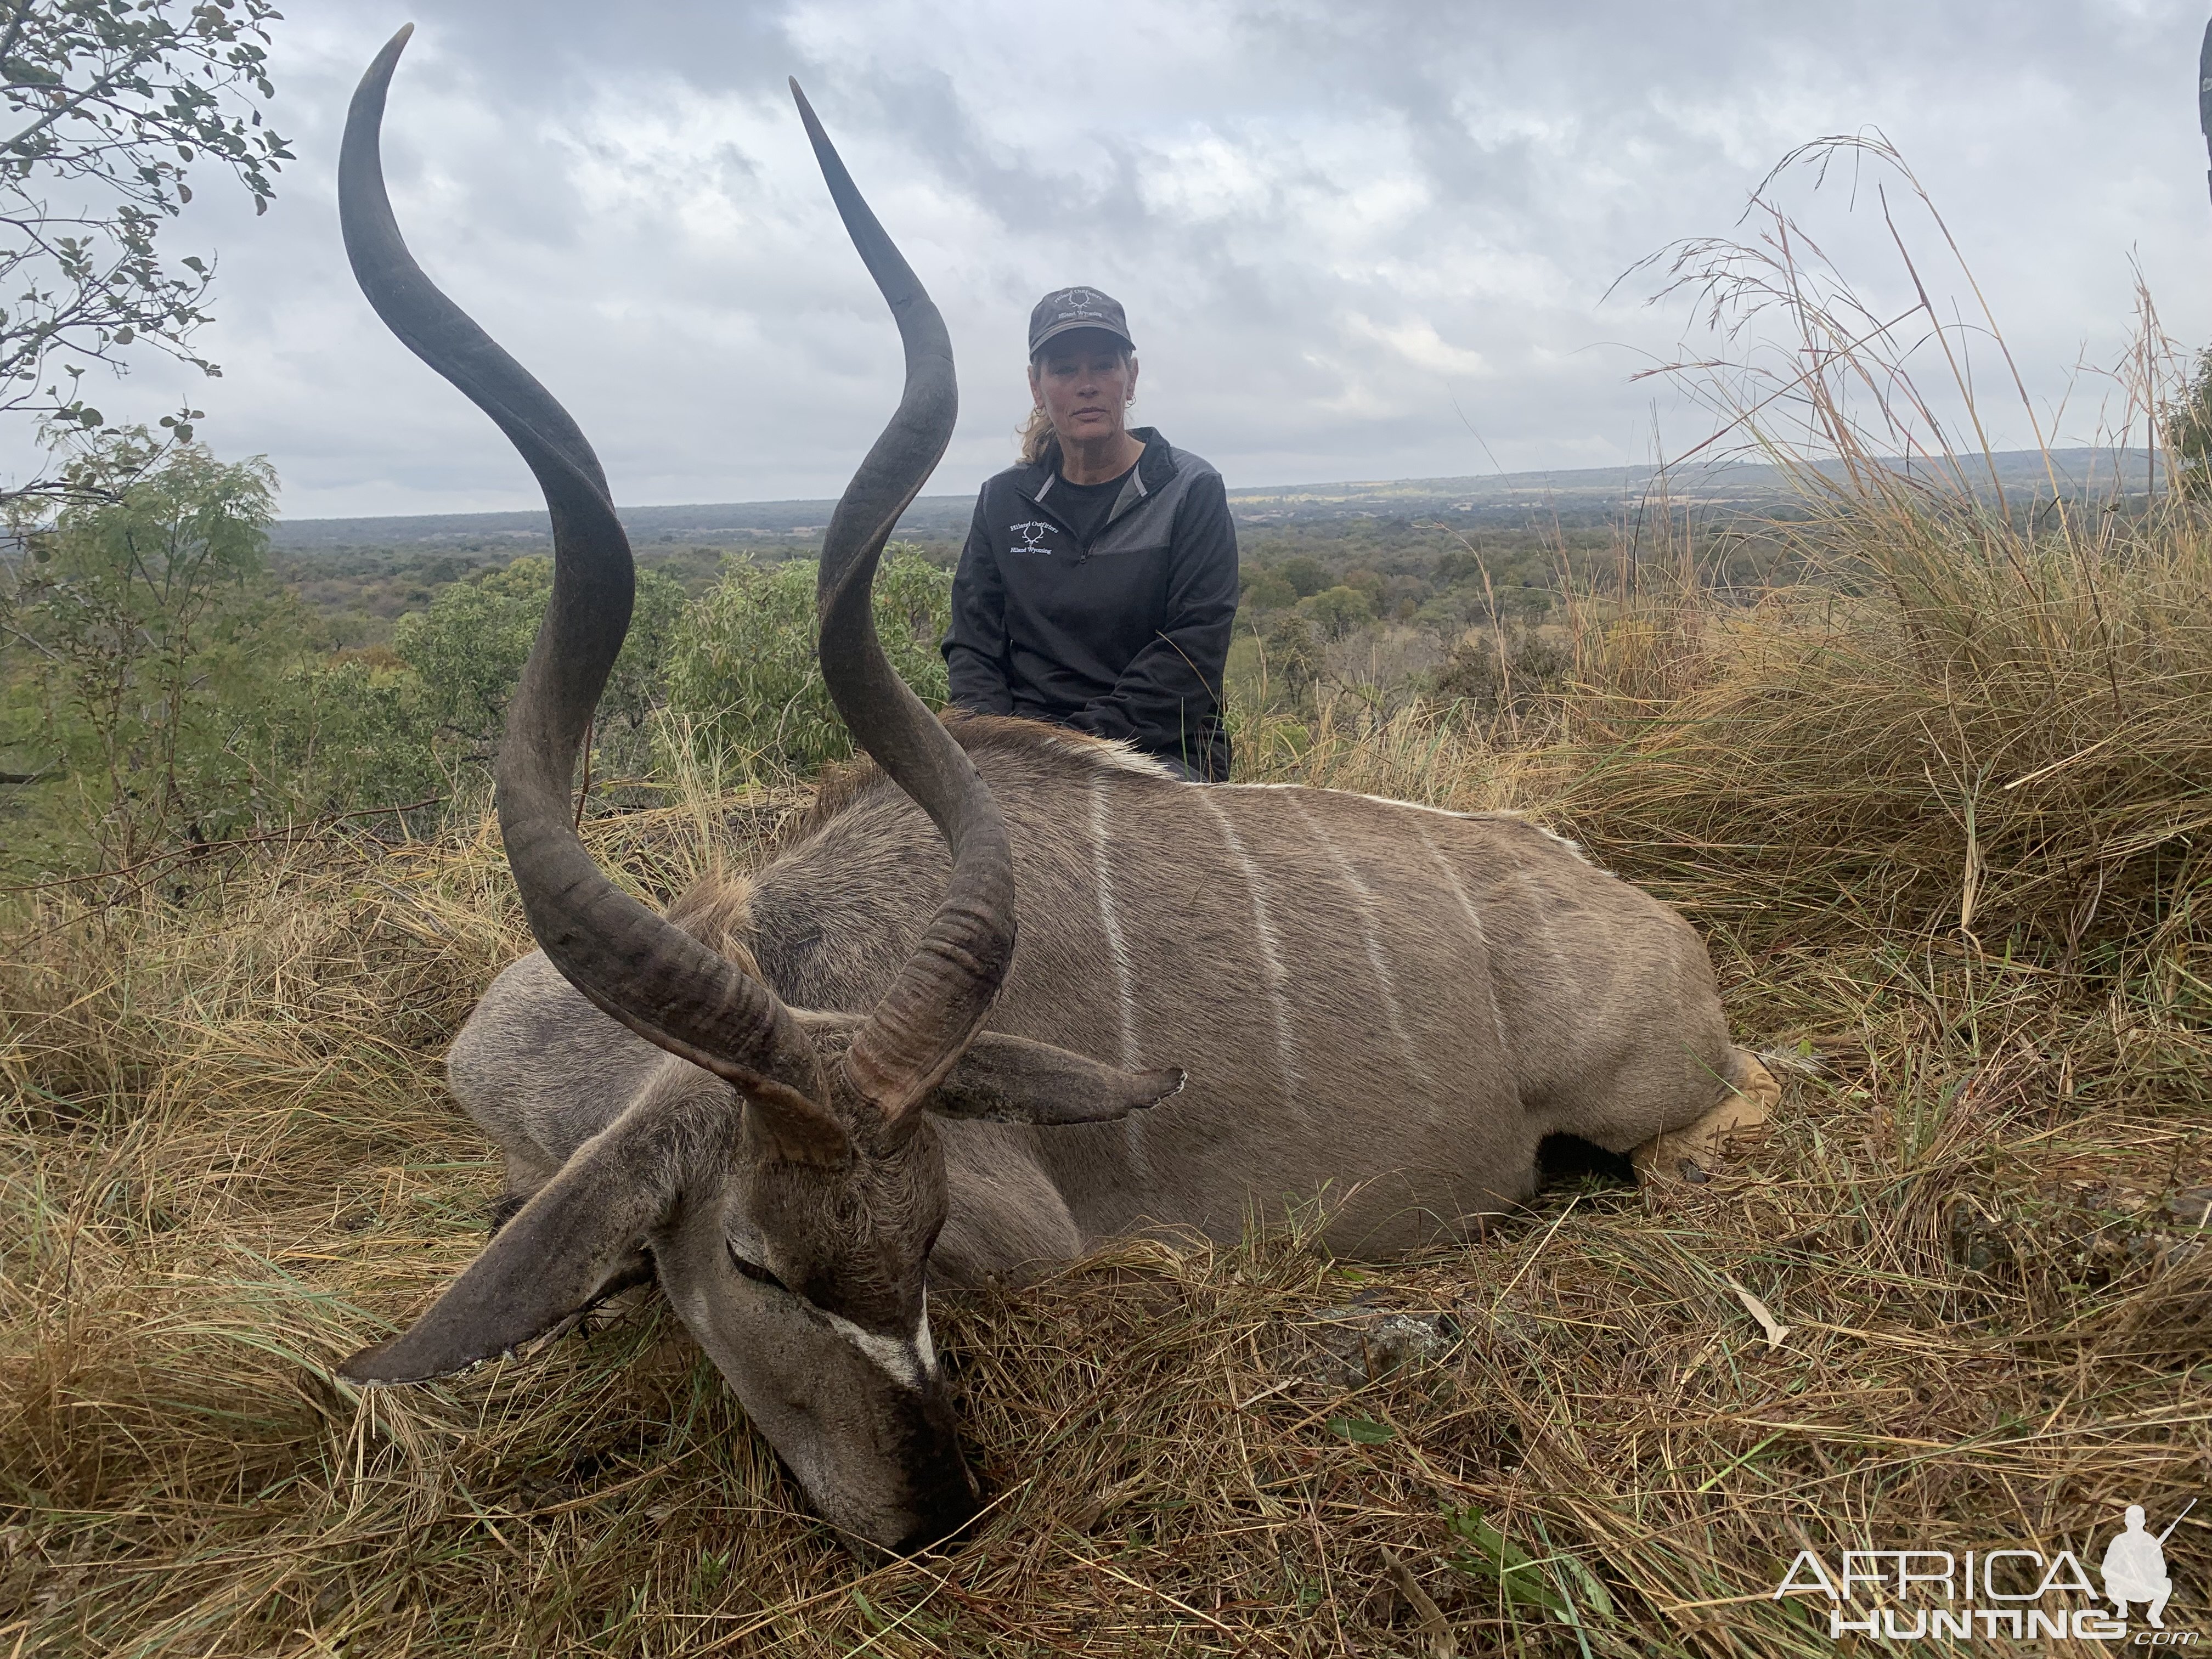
5,0,2204,516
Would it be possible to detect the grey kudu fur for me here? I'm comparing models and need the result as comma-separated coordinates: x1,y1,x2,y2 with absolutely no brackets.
334,28,1770,1553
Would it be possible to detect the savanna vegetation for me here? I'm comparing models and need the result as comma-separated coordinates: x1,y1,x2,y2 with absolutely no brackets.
0,438,1611,888
0,500,957,883
3,135,2209,1656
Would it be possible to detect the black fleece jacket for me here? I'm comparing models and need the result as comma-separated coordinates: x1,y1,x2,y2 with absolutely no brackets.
942,428,1238,779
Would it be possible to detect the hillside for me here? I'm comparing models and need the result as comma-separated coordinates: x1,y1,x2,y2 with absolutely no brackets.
269,446,2157,554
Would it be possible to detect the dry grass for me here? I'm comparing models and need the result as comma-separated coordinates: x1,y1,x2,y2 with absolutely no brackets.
6,558,2211,1652
8,142,2212,1657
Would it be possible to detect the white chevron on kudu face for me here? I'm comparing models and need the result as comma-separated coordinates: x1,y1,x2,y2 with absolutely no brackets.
822,1299,936,1390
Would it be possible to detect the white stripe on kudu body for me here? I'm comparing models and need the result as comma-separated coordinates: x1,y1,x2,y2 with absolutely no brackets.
1286,793,1438,1101
1088,775,1153,1185
1199,791,1302,1111
1415,819,1513,1058
1088,775,1138,1069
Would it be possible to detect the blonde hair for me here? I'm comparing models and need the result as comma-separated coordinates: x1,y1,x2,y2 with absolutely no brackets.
1017,403,1059,467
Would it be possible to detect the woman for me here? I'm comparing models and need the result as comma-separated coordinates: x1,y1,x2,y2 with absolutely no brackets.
942,287,1238,781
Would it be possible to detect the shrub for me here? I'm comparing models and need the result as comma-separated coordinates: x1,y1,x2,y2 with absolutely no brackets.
0,439,284,871
1297,583,1375,640
2162,347,2212,500
1276,554,1327,597
391,555,685,777
246,653,444,822
1431,629,1573,725
1238,565,1297,611
667,545,950,777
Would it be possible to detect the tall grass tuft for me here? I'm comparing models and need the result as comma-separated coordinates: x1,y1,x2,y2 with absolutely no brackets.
1549,501,2211,1004
1542,134,2212,1013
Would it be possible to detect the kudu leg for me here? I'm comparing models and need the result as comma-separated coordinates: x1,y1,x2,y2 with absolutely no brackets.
1632,1049,1780,1184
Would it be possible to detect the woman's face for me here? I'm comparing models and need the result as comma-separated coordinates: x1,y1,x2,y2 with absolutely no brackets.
1028,331,1139,447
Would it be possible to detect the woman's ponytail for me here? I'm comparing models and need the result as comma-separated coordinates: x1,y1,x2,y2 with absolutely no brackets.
1017,403,1059,467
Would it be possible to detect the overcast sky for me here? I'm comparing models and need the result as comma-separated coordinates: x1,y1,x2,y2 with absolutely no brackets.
23,0,2212,517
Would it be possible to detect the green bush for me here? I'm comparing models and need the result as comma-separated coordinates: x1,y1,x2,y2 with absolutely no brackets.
1297,583,1375,640
1430,629,1573,724
1,439,289,871
667,545,950,777
1238,565,1297,611
246,652,444,821
1275,554,1328,598
2164,347,2212,500
391,555,685,777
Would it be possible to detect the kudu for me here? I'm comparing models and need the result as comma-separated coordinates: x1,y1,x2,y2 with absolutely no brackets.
335,28,1775,1553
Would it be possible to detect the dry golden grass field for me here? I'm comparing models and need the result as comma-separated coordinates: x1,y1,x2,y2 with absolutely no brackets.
5,431,2211,1657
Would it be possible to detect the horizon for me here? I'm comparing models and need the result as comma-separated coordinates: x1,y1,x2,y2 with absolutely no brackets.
268,444,2163,544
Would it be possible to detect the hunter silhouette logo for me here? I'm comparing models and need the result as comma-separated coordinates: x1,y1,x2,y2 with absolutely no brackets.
2104,1502,2193,1630
1009,521,1056,554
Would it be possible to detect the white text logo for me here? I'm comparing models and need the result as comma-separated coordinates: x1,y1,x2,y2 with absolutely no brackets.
1773,1506,2193,1645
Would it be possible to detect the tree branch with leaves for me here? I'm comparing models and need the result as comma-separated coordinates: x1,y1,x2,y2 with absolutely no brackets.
0,0,290,504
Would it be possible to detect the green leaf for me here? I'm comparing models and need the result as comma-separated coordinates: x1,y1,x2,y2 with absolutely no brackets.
1442,1506,1569,1616
1553,1549,1615,1621
1327,1416,1395,1444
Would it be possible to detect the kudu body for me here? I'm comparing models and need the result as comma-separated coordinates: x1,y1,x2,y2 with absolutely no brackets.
336,29,1769,1555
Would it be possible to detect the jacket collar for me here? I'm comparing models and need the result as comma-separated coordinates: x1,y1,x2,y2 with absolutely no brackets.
1020,426,1175,513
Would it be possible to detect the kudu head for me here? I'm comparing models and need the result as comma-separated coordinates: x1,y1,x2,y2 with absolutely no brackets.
333,27,1181,1553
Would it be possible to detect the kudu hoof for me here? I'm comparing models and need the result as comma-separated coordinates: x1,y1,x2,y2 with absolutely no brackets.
1633,1052,1781,1184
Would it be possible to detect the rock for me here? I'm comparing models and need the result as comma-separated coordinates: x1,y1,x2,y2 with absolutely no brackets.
1291,1304,1454,1389
2167,1188,2212,1227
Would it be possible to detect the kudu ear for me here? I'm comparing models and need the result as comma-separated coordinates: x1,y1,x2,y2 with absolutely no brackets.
340,1096,704,1384
929,1032,1186,1126
795,1012,1182,1126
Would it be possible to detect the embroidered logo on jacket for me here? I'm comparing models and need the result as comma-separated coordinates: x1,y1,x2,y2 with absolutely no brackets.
1009,521,1057,554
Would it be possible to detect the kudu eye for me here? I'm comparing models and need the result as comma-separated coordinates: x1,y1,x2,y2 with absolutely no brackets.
726,1240,791,1294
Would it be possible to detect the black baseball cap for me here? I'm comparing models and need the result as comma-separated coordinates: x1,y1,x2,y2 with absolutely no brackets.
1028,286,1135,356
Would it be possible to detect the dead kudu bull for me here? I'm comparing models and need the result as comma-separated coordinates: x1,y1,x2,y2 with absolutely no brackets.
334,28,1776,1553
